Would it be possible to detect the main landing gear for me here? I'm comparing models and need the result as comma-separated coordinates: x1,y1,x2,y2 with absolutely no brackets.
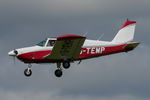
55,63,63,77
54,61,70,77
62,61,70,69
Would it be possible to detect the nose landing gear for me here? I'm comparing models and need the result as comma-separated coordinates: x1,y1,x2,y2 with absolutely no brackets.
24,64,32,77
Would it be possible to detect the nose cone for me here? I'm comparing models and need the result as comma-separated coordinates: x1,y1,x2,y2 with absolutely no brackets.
8,50,17,56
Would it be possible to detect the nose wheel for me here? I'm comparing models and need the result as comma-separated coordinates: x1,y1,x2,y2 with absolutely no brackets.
24,68,32,77
24,64,32,77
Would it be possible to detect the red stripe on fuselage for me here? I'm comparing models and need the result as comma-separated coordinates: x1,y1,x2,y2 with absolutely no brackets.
17,44,127,63
17,50,51,63
79,44,127,59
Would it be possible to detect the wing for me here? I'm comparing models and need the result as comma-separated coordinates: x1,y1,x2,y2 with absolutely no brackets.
45,35,86,60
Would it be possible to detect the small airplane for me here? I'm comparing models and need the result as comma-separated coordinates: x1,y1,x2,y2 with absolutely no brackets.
8,19,139,77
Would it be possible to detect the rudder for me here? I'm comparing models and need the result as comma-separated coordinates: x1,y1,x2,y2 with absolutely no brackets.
112,19,136,43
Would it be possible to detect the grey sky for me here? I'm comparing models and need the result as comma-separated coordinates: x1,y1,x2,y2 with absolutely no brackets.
0,0,150,100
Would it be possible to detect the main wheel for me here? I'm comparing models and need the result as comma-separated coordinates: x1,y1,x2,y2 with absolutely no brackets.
55,69,63,77
24,68,32,77
62,61,70,69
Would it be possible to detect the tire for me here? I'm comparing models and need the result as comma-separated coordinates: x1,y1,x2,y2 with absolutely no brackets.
24,68,32,77
62,61,70,69
55,69,63,77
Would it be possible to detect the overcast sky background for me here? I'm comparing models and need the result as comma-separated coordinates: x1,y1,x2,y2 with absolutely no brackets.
0,0,150,100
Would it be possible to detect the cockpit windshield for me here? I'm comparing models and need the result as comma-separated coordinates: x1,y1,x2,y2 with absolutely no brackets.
37,39,47,46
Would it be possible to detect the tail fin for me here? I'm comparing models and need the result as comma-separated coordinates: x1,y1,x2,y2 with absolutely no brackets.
112,19,136,43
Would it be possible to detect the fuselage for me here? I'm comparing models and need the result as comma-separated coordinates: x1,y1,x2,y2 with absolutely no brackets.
8,38,139,63
8,20,139,64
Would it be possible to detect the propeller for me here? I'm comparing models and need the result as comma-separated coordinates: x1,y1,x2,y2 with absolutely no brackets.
13,56,16,65
13,49,18,65
8,49,18,65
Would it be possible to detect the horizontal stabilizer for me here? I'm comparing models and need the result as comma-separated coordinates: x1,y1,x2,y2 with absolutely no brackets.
124,42,140,51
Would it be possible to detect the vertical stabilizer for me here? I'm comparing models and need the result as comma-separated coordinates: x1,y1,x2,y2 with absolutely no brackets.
112,19,136,43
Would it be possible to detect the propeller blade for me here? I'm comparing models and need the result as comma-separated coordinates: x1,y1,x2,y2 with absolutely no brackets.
13,56,16,65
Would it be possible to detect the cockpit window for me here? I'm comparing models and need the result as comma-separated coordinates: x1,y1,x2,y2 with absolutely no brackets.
47,40,56,47
37,40,47,46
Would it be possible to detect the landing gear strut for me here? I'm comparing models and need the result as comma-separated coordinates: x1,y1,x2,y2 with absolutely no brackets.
24,64,32,77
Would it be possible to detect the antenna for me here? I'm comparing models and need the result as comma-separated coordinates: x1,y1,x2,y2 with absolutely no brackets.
127,18,129,21
83,32,88,36
97,33,104,41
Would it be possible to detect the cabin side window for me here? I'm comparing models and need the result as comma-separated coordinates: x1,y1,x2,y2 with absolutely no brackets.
47,40,56,47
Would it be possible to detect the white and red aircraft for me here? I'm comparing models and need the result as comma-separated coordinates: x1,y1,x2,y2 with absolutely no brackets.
8,19,139,77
